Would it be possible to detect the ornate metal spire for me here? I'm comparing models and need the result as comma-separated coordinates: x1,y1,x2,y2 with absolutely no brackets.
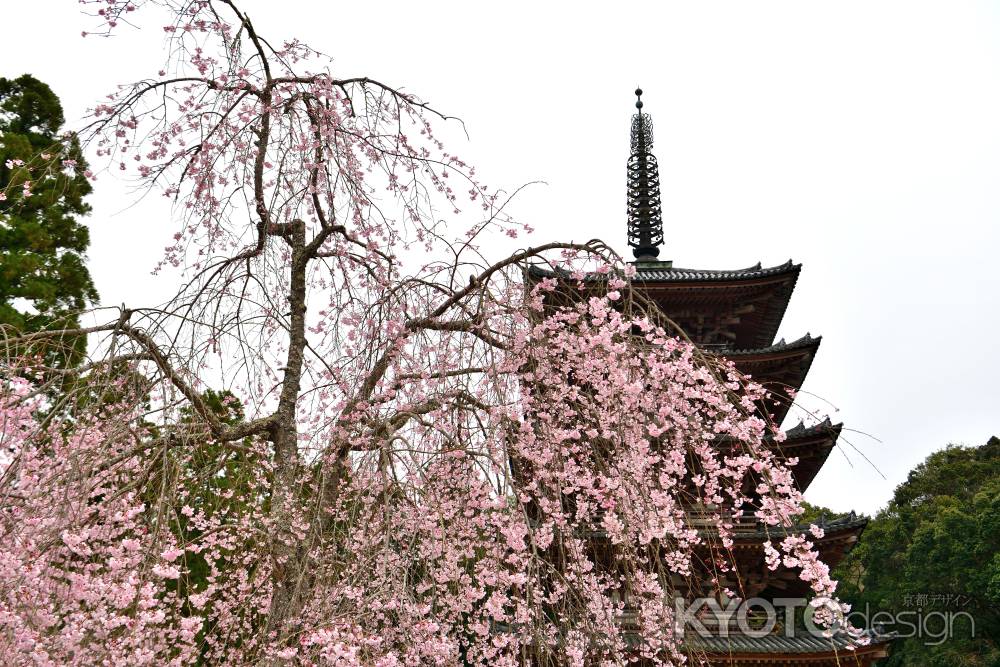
627,88,664,260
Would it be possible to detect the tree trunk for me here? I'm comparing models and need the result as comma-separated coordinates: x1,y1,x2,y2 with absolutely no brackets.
264,219,310,644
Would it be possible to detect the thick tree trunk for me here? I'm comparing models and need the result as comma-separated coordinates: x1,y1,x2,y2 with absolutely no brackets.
264,219,310,644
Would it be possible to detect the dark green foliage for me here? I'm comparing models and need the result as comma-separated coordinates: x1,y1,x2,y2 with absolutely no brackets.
833,437,1000,666
0,74,98,367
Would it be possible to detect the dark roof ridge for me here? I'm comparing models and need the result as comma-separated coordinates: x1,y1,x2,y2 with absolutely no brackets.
630,259,799,282
525,259,800,284
783,418,841,439
688,626,894,655
729,513,869,543
713,419,840,445
714,420,841,448
714,332,820,356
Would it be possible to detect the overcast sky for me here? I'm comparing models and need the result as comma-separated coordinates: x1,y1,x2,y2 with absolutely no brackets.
3,1,999,514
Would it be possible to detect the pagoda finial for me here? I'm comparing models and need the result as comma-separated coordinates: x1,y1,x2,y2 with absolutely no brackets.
627,87,664,260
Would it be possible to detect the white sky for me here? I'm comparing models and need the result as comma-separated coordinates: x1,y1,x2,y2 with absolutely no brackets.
2,1,999,514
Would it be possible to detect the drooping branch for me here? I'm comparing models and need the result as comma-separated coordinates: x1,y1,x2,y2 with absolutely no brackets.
4,318,274,443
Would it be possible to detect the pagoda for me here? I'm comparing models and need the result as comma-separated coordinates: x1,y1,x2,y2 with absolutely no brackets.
622,89,891,666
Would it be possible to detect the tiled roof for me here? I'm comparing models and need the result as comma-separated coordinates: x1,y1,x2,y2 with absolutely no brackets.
812,511,867,532
687,629,892,654
631,260,801,350
717,418,839,445
526,260,800,284
708,333,821,426
783,417,838,439
714,333,820,357
525,260,801,349
632,260,800,282
735,512,869,542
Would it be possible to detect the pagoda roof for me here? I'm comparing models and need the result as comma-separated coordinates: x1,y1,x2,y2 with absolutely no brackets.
710,334,822,426
526,260,800,349
770,419,841,492
782,418,840,440
692,512,867,549
731,512,868,545
688,629,892,663
527,259,799,286
631,259,799,284
629,260,801,349
720,513,868,599
715,332,820,357
714,419,839,492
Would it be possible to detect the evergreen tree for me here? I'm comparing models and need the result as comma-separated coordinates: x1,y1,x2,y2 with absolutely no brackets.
835,437,1000,666
0,74,98,367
